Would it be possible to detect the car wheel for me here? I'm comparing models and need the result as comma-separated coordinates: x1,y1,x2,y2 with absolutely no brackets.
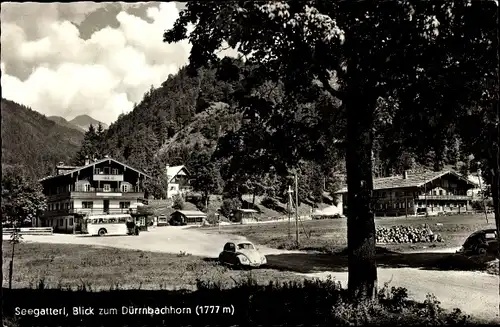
477,247,487,255
98,228,107,237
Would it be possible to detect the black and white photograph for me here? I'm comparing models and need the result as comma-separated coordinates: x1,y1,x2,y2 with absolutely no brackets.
1,1,499,326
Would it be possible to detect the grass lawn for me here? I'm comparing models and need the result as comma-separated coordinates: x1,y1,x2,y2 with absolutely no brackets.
200,213,496,253
2,242,302,290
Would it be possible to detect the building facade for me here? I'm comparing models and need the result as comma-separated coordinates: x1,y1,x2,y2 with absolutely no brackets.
38,157,150,233
336,170,479,217
165,165,192,199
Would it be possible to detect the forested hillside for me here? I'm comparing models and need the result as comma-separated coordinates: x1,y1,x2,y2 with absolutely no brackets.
1,98,85,179
76,59,473,208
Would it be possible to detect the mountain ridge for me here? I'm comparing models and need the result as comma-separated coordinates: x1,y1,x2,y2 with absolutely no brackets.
69,114,108,131
1,98,85,179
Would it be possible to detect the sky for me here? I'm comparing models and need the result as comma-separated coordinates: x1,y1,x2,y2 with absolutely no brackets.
0,2,197,125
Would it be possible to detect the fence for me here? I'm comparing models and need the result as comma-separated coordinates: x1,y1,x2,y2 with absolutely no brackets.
2,227,53,236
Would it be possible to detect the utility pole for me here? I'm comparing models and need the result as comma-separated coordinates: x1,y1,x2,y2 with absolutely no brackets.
294,171,299,245
287,185,293,238
477,168,489,224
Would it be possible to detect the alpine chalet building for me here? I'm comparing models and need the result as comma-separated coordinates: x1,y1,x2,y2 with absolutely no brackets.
38,156,151,233
336,170,479,217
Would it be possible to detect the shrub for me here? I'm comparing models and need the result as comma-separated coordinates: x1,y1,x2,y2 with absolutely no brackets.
206,212,219,225
220,198,241,219
172,195,185,210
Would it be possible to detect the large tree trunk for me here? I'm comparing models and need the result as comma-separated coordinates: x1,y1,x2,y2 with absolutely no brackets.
345,92,377,301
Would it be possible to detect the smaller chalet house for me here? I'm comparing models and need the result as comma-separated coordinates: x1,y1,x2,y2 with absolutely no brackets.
233,209,259,224
170,210,207,225
165,165,191,199
38,156,151,233
336,170,479,217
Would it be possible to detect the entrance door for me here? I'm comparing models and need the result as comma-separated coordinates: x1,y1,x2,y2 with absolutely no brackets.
104,200,109,214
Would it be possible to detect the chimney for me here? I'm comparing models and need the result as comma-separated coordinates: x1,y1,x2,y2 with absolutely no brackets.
403,170,408,179
84,155,90,166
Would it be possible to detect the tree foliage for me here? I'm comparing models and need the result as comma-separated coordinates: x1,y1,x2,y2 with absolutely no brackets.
73,123,107,165
1,98,84,179
1,165,47,226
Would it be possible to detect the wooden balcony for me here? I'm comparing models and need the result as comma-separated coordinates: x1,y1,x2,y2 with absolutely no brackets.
70,189,144,199
43,208,141,217
416,195,472,201
93,174,124,181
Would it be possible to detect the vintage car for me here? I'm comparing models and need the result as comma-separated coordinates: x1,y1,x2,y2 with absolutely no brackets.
219,241,267,268
457,229,498,256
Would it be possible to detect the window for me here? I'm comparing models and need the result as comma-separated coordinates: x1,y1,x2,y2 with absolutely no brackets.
95,168,101,174
382,192,386,197
108,218,117,223
122,184,129,192
103,184,111,192
69,218,74,226
59,219,64,226
112,168,119,175
120,202,131,209
82,201,93,209
65,203,69,209
433,190,437,195
439,190,443,195
402,202,406,209
56,203,60,210
170,186,175,191
393,203,396,209
84,184,91,192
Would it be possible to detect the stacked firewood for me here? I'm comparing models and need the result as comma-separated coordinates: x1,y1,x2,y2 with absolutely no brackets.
376,225,443,244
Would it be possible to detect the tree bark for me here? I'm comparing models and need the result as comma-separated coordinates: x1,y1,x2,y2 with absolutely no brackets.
345,92,378,301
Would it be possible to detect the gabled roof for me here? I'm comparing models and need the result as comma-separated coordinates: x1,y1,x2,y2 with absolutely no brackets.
166,165,189,183
171,210,207,217
39,158,151,182
335,170,478,194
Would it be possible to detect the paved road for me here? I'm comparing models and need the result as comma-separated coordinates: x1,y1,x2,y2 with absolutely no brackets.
21,227,499,322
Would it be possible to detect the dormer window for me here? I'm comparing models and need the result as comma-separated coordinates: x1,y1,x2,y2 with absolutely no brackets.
104,184,111,192
84,184,91,192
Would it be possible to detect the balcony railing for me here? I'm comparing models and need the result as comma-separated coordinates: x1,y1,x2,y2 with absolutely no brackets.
74,188,141,193
93,174,124,181
417,195,472,201
43,208,141,217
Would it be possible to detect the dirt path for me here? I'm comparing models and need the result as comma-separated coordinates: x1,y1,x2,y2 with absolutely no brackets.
21,227,499,322
20,226,297,257
299,269,498,322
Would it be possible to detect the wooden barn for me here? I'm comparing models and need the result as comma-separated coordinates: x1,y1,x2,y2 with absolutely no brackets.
170,210,207,225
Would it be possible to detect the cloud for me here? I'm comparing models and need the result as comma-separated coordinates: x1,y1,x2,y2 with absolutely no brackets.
0,2,191,125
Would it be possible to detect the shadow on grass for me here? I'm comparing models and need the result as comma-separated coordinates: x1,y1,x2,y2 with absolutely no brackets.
265,248,494,274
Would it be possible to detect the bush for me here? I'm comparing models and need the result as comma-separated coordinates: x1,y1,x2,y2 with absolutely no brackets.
172,195,185,210
220,198,241,219
206,212,219,225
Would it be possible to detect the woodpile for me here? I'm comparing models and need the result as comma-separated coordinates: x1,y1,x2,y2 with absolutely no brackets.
376,225,443,244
